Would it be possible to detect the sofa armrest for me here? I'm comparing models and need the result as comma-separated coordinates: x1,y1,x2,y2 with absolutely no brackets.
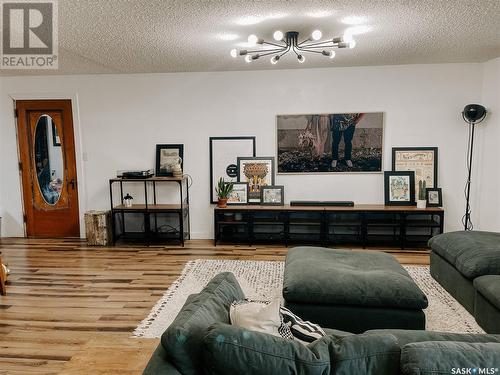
143,344,182,375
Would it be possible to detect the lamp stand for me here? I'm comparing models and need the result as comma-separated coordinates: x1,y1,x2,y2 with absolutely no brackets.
464,121,475,231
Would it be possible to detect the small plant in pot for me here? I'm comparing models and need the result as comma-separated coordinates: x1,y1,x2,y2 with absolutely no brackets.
417,180,427,208
215,177,233,208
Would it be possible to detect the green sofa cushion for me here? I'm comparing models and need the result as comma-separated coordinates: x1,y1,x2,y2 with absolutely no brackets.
400,341,500,375
331,333,401,375
366,329,500,345
160,272,245,375
203,322,332,375
429,231,500,279
474,275,500,310
283,247,428,309
142,345,183,375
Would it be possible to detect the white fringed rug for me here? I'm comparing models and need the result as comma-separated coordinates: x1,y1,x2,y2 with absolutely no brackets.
133,259,484,338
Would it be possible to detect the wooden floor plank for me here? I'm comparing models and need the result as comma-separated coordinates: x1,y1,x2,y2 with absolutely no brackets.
0,238,429,374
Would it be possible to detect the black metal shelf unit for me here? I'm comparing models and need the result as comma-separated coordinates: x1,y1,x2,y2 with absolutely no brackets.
109,177,190,245
214,205,444,250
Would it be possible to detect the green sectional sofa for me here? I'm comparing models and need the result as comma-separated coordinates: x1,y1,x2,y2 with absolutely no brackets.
143,271,500,375
429,231,500,333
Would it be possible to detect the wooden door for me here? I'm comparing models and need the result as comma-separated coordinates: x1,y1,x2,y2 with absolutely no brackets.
15,100,80,237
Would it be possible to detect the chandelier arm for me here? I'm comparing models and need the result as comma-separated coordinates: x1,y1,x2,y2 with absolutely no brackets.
257,50,286,58
300,40,335,48
277,45,291,58
297,38,311,46
296,49,327,55
297,44,337,50
243,47,286,54
262,41,287,48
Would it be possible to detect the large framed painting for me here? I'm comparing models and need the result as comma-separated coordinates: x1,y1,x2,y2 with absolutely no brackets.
392,147,438,196
277,112,384,174
237,157,275,203
384,171,416,206
209,137,255,203
156,144,183,177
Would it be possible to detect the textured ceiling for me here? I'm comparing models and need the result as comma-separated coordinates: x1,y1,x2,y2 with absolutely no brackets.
3,0,500,75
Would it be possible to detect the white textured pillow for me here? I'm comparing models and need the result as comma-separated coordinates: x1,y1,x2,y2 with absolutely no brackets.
229,299,282,337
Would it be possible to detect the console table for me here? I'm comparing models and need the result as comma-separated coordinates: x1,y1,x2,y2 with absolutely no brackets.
214,204,444,249
110,177,190,245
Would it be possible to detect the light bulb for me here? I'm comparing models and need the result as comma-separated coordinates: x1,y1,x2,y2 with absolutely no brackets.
311,30,322,41
329,51,336,59
247,34,258,46
342,33,354,43
245,55,252,63
322,50,336,59
230,49,238,58
349,39,357,48
297,55,305,63
273,30,284,41
270,55,280,64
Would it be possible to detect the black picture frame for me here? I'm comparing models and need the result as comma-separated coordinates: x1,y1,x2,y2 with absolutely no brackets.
261,185,284,206
52,122,61,146
209,137,256,204
384,171,416,206
227,182,249,205
392,147,438,190
426,188,443,207
155,144,184,177
237,157,275,203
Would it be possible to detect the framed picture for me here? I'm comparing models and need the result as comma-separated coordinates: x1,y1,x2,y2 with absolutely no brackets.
261,186,284,206
237,157,275,203
277,112,384,173
384,171,416,206
227,182,249,205
52,122,61,146
392,147,438,196
209,137,256,203
156,144,183,177
426,188,443,207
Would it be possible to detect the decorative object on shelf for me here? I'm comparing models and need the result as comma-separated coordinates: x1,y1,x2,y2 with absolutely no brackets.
237,157,275,203
227,182,249,205
384,171,416,206
209,137,256,203
277,113,384,173
123,193,133,207
426,188,443,208
416,180,427,209
156,144,184,177
261,186,284,206
215,177,234,208
392,147,438,197
171,158,183,178
117,169,154,179
461,104,487,230
230,30,357,65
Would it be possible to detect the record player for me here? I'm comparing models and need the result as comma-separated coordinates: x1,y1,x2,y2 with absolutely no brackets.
117,169,154,179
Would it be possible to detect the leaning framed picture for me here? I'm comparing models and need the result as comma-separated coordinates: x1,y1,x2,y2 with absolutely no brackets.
261,186,284,206
237,157,275,203
277,112,384,174
392,147,438,196
426,188,443,207
209,137,256,203
384,171,416,206
156,144,184,177
227,182,249,205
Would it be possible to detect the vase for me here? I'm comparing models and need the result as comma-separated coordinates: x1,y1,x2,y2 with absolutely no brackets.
416,199,427,209
217,198,228,208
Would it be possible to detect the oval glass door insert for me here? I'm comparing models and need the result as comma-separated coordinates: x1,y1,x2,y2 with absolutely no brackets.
34,115,64,205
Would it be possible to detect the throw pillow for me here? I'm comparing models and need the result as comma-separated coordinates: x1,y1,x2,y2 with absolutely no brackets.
280,306,326,343
229,298,284,338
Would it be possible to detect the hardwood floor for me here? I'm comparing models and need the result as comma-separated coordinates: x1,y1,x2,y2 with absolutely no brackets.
0,238,429,374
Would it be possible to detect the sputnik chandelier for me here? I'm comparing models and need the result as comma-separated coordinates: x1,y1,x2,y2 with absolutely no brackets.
230,30,357,64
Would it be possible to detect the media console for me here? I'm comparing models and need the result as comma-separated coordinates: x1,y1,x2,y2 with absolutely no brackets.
214,204,444,250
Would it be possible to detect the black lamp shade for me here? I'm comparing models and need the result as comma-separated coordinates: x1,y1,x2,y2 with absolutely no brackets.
462,104,487,123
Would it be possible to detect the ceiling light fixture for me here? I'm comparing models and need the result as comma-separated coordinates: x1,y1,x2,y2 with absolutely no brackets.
230,30,356,64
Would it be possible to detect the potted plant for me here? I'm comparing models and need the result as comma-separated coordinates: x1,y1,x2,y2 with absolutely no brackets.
417,180,427,208
215,177,233,208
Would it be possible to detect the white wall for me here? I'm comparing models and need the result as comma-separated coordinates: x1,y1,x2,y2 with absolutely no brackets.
476,57,500,231
0,63,489,238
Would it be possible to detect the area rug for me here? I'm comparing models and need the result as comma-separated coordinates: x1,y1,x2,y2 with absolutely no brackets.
133,259,484,338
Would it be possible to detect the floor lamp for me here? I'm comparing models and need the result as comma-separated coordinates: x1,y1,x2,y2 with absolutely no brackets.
462,104,487,231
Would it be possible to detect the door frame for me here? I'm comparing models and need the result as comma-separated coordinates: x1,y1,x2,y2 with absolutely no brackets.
10,93,86,238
